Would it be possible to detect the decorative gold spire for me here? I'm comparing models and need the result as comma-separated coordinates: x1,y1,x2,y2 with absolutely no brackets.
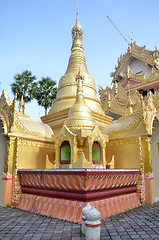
108,93,111,108
13,93,17,110
127,84,133,114
72,4,83,42
114,81,118,96
67,10,86,74
48,11,106,118
19,85,25,114
65,69,95,132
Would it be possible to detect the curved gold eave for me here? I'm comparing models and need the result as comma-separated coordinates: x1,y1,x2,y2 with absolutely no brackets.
0,89,53,141
102,92,157,139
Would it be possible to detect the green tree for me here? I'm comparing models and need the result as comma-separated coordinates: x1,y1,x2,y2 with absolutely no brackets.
35,77,57,115
11,70,37,113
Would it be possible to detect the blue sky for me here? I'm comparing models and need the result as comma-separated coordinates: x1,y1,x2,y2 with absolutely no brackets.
1,0,159,121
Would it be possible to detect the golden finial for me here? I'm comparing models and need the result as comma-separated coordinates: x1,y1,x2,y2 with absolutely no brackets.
127,83,133,114
75,0,78,16
19,83,25,114
108,93,111,108
11,93,17,112
131,39,134,46
72,0,83,41
114,81,118,96
14,93,17,102
126,65,131,78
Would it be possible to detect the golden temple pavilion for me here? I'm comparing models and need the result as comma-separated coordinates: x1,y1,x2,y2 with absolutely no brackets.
0,10,158,219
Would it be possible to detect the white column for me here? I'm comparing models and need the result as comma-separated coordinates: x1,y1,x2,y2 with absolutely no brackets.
81,203,92,235
85,206,101,240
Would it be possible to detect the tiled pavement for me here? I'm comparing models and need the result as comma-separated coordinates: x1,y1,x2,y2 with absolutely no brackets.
0,203,159,240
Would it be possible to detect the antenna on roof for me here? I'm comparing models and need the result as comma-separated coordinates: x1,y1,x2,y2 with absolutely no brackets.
107,16,130,45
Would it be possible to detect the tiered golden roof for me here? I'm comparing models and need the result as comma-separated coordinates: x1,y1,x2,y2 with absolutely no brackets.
111,40,159,83
100,41,159,119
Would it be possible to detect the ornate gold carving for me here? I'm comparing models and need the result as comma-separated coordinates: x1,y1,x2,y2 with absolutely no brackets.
99,81,142,118
4,136,16,173
13,138,19,170
14,113,43,137
138,137,144,173
0,90,48,139
12,169,22,206
0,90,16,133
140,92,157,134
107,137,139,147
19,139,54,149
111,41,159,83
100,86,157,139
136,173,145,203
55,125,77,166
88,126,107,147
57,81,96,92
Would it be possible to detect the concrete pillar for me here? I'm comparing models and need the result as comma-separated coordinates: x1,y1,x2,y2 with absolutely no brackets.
85,206,101,240
81,203,92,235
1,173,13,206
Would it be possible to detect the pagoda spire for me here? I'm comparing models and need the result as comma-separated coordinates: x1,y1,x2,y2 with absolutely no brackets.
46,6,107,131
19,85,25,114
65,8,88,74
72,3,83,42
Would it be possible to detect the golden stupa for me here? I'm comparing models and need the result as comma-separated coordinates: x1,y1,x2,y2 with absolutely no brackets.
41,10,112,133
65,69,95,133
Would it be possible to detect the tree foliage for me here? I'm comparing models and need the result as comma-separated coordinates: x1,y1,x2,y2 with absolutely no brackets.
11,71,57,116
11,70,36,103
35,77,57,115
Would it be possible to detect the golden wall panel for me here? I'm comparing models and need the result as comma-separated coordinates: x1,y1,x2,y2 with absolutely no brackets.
106,137,140,169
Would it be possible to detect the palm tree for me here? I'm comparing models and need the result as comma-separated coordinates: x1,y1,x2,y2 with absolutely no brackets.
11,70,37,105
35,77,57,115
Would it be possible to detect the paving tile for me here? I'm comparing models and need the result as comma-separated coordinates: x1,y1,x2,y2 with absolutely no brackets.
1,204,159,239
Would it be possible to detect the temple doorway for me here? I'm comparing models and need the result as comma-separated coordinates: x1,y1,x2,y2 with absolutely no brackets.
0,117,6,205
151,117,159,202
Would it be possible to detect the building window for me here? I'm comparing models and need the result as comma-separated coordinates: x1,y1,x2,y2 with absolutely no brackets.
92,141,101,164
60,141,71,164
